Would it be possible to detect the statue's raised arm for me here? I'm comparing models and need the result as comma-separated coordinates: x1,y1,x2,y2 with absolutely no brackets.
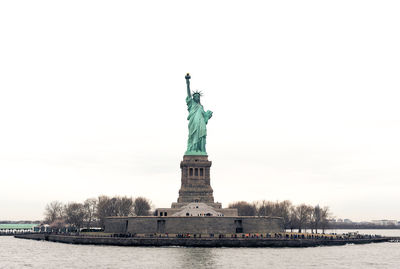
185,73,191,98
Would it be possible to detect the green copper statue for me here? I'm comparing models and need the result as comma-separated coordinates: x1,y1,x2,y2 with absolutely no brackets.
185,73,213,156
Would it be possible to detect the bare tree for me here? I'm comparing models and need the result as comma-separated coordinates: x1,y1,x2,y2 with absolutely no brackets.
96,195,112,228
84,198,97,230
49,218,66,232
254,200,292,229
320,206,331,233
228,201,256,216
275,200,292,229
255,200,275,216
295,204,313,233
133,197,151,216
288,205,298,232
311,205,322,233
117,196,134,216
64,202,86,232
96,195,136,227
44,201,64,224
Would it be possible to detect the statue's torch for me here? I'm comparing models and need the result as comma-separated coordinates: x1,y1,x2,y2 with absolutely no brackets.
185,73,191,96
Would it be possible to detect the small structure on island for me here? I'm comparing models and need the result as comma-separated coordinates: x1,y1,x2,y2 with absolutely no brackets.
171,203,224,217
105,74,283,236
0,223,39,234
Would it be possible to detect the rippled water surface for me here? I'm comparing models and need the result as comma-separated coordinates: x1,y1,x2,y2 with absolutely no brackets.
1,230,400,269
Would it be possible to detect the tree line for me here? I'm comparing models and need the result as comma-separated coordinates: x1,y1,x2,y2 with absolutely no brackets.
44,197,331,234
228,200,331,233
44,196,152,231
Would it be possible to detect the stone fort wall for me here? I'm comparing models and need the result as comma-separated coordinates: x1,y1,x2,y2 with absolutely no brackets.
105,216,283,235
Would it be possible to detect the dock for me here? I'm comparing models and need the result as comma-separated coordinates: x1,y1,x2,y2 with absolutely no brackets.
14,233,394,248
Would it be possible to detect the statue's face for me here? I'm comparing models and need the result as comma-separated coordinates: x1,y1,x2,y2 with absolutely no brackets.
193,94,200,103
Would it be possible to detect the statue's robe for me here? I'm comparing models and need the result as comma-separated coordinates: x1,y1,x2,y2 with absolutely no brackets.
186,96,211,153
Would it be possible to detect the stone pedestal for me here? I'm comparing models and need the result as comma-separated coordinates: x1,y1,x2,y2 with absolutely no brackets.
171,155,220,208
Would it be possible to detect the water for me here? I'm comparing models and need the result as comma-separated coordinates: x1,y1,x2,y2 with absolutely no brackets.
1,230,400,269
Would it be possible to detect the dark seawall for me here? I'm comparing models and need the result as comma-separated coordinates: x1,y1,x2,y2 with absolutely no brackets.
14,234,390,248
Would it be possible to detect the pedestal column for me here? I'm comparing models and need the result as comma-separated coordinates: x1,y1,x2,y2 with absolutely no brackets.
171,155,221,209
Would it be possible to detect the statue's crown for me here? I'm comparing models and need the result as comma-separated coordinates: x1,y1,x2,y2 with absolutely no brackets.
192,90,203,96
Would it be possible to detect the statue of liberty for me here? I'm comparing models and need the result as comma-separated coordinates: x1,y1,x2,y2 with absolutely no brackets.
185,73,213,155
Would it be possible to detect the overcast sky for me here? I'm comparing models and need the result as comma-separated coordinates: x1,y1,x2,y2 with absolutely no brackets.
1,1,399,221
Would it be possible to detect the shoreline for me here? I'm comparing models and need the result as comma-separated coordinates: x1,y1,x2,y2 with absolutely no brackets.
14,233,392,248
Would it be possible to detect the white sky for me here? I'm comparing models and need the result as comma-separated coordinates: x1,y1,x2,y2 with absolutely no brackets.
1,1,399,221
